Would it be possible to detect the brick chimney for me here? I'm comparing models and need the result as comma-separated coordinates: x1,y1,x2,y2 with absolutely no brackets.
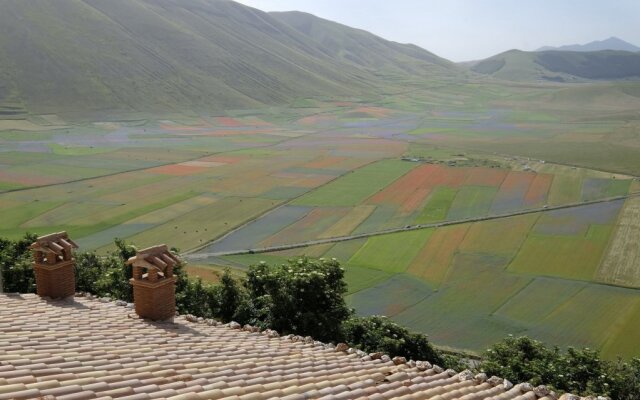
127,244,179,321
30,232,78,299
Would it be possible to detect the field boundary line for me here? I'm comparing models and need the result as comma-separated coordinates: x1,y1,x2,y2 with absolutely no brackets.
183,158,383,255
489,278,535,317
503,212,543,272
186,192,640,259
592,194,632,284
0,121,342,195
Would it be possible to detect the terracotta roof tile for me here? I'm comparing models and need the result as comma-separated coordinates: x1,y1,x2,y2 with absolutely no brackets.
0,293,587,399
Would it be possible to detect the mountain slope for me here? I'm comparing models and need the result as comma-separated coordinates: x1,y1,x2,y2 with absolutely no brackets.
270,11,454,75
471,49,640,82
538,37,640,52
0,0,452,116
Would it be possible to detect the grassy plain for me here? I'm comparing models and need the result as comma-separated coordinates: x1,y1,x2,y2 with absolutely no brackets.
2,79,640,360
293,159,414,207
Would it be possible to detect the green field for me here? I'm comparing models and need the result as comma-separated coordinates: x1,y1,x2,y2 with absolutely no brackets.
293,160,414,207
414,187,458,223
2,77,640,361
214,194,639,359
447,186,498,219
348,229,433,273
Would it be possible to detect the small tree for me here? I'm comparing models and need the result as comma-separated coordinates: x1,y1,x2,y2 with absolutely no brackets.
479,335,559,387
0,233,37,293
215,269,247,322
479,335,640,398
342,315,444,365
608,358,640,400
245,257,351,341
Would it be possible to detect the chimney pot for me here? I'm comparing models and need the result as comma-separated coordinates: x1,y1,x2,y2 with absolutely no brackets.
30,232,78,299
127,244,178,321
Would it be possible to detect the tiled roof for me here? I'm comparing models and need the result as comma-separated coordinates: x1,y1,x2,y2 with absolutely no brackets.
0,293,579,400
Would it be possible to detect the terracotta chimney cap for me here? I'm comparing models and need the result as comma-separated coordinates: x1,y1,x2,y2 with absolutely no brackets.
128,245,179,282
30,231,79,255
127,245,179,266
129,244,178,321
31,231,77,299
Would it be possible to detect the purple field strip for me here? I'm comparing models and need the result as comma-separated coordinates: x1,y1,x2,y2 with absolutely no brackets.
581,178,612,201
196,205,312,253
341,117,420,130
533,200,624,236
347,274,435,318
257,208,349,248
489,173,535,214
75,223,154,250
490,192,527,214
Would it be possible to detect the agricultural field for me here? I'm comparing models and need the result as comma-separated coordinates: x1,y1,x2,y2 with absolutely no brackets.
213,195,640,359
2,80,640,360
195,154,635,255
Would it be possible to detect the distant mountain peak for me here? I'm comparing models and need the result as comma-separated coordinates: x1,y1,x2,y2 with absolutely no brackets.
537,37,640,52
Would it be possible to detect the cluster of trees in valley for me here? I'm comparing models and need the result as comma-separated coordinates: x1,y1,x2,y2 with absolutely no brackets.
1,234,639,399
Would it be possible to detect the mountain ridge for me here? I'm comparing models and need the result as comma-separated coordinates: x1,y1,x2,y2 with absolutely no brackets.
0,0,455,117
470,49,640,82
269,11,454,74
537,37,640,52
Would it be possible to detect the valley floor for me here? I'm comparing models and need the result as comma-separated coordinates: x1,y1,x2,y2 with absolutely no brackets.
2,81,640,358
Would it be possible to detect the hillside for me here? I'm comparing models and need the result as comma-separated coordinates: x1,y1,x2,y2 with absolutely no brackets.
470,49,640,82
270,11,454,75
0,0,454,117
538,37,640,52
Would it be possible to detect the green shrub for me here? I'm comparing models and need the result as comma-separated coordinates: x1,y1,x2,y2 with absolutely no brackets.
342,315,444,366
479,335,640,399
0,233,37,293
244,257,351,341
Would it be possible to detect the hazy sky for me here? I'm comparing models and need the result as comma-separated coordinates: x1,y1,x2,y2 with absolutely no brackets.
234,0,640,61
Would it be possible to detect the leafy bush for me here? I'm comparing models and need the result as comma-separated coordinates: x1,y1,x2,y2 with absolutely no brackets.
479,335,640,399
0,233,37,293
342,315,445,366
244,257,351,341
479,335,558,386
216,270,250,322
177,276,216,317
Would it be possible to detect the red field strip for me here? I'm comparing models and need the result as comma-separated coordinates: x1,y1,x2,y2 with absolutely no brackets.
407,224,471,286
500,171,537,191
369,164,468,213
464,167,508,187
215,117,243,127
524,174,554,206
353,106,392,118
148,164,207,176
369,164,440,205
297,115,336,125
0,171,58,186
